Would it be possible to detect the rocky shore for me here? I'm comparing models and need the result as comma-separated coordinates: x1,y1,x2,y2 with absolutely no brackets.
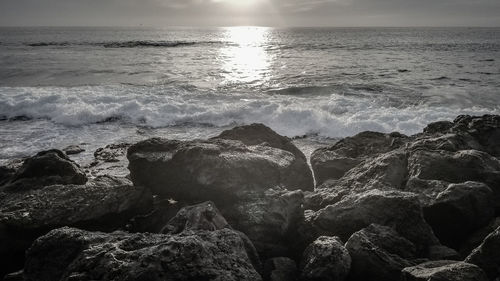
1,115,500,281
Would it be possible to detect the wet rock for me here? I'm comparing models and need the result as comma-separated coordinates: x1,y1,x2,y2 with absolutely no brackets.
311,131,408,185
263,257,297,281
346,224,417,281
63,145,85,155
311,189,439,254
402,260,488,281
4,150,87,190
0,176,152,276
465,226,500,280
423,182,495,248
24,227,262,281
128,137,313,202
300,236,351,281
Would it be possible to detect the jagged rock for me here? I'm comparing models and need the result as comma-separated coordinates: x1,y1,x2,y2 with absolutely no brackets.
63,145,85,155
427,245,460,261
24,227,262,281
300,236,351,281
94,143,130,163
128,137,313,202
263,257,297,281
0,176,152,276
402,261,488,281
423,121,454,135
221,189,304,258
311,189,439,254
3,150,87,190
451,115,500,157
423,182,495,248
311,131,408,185
303,186,348,211
87,143,131,178
465,226,500,280
346,224,417,281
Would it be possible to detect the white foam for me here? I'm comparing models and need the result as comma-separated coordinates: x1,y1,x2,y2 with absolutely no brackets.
1,85,499,139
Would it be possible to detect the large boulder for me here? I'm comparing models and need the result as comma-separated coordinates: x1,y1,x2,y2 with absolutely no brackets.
345,224,417,281
0,176,152,276
299,236,351,281
465,226,500,280
311,131,408,185
422,182,495,248
402,261,488,281
451,115,500,157
127,137,313,202
24,227,262,281
3,149,87,190
311,189,439,254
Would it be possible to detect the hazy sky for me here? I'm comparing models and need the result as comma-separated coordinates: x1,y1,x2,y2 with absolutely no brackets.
1,0,499,27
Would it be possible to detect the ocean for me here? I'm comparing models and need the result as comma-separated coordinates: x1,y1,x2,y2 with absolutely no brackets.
1,26,499,164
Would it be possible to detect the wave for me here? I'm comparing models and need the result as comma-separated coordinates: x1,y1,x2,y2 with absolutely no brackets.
26,40,222,48
2,86,500,138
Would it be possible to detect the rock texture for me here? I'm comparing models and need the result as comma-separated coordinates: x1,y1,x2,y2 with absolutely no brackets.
346,224,417,281
24,227,262,281
465,226,500,280
401,261,488,281
263,257,297,281
300,236,351,281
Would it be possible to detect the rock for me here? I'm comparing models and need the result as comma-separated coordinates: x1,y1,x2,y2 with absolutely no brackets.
423,182,495,248
125,198,183,234
423,121,454,135
222,189,304,258
402,261,488,281
465,226,500,280
300,236,351,281
4,150,87,190
0,176,152,276
427,245,460,261
461,217,500,257
87,143,131,178
346,224,417,281
94,143,130,163
0,165,16,186
263,257,297,281
408,149,500,209
128,137,313,202
303,186,348,211
24,227,262,281
311,131,408,185
451,115,500,157
311,189,439,254
63,145,85,155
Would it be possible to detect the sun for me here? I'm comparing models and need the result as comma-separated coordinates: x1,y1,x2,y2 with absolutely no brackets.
213,0,260,7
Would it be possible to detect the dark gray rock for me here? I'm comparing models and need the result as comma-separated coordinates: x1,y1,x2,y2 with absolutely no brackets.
402,260,488,281
311,189,439,254
3,270,24,281
128,137,313,202
24,227,262,281
311,131,407,185
423,121,454,135
0,176,152,277
263,257,297,281
461,217,500,257
87,143,131,178
451,114,500,157
125,198,184,234
346,224,417,281
4,150,87,190
423,182,495,248
465,226,500,280
300,236,351,281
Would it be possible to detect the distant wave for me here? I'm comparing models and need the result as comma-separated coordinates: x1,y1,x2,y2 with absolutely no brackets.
26,40,222,48
1,86,499,138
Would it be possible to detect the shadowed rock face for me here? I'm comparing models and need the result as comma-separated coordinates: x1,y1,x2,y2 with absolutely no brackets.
263,257,297,281
300,236,351,281
466,226,500,280
3,149,87,190
401,261,488,281
0,176,152,277
346,224,417,281
311,131,408,185
24,227,262,281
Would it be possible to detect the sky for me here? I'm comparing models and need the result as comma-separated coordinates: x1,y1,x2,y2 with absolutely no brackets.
1,0,499,27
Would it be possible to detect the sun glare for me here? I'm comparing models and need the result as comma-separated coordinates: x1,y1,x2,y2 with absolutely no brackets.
219,27,273,85
214,0,260,7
